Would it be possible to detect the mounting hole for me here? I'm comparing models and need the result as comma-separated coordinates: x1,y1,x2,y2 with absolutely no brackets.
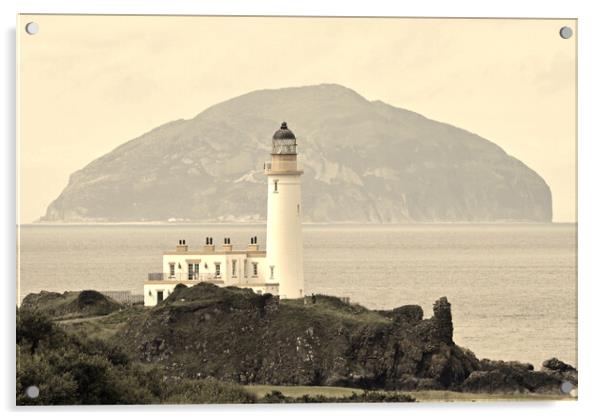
559,26,573,39
25,22,39,35
560,381,574,394
25,385,39,398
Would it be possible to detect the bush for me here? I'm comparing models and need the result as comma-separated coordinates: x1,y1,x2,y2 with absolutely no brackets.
16,308,255,405
260,390,415,403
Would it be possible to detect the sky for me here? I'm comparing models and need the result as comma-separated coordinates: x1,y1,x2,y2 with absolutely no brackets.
17,15,576,223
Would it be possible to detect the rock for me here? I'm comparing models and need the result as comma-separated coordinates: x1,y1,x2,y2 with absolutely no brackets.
432,297,453,345
461,368,561,394
40,84,552,223
542,357,575,372
541,358,578,385
113,284,575,394
480,359,534,371
117,285,476,390
460,358,577,394
389,305,424,324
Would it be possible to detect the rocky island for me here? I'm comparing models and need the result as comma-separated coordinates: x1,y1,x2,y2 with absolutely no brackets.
17,284,576,404
40,84,552,224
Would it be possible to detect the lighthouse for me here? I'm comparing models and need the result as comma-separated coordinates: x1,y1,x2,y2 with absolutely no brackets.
265,122,305,299
142,122,305,306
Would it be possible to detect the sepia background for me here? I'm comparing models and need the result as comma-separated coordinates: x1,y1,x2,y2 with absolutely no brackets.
18,16,576,224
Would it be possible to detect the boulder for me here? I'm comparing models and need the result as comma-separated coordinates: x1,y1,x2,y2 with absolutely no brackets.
541,358,578,385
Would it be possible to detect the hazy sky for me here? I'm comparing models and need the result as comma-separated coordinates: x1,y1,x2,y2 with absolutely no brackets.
18,15,576,223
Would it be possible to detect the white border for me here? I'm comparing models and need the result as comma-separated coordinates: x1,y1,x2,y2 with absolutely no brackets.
3,1,600,419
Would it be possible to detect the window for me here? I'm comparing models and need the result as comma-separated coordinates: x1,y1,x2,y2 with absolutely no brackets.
274,180,279,193
188,263,199,280
169,263,175,278
243,259,247,277
232,260,237,277
215,263,221,277
297,204,300,215
269,265,275,280
252,262,258,277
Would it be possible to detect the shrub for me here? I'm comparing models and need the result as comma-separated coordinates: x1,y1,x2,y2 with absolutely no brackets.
16,308,254,405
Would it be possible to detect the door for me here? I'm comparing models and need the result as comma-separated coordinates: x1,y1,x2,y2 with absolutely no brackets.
188,263,200,280
157,291,164,303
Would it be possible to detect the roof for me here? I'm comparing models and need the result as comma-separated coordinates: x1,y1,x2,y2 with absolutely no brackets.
272,122,296,140
163,250,266,257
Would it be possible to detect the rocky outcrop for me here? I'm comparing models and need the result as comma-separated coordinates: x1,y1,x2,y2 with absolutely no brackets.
541,357,578,385
41,84,552,223
114,283,573,394
459,357,577,394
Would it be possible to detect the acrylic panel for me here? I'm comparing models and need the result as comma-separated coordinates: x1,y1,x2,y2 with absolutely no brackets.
16,15,577,405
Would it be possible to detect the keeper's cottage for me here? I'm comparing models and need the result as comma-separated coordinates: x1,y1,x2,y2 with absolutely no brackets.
143,122,304,306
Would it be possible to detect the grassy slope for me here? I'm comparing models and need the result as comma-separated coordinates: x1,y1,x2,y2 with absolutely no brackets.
21,290,124,320
58,306,147,341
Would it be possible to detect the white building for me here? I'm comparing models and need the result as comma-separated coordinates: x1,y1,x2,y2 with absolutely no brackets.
144,122,304,306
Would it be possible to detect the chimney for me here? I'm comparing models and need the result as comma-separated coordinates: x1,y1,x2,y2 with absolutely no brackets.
247,236,259,251
203,236,215,252
176,239,188,252
222,237,233,252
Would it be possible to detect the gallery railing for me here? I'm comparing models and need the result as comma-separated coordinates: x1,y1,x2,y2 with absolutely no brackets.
147,272,219,281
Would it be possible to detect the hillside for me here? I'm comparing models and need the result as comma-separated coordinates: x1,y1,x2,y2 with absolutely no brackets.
41,84,552,223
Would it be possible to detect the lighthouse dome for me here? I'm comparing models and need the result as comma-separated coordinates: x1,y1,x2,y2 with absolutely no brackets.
272,122,296,140
272,122,297,155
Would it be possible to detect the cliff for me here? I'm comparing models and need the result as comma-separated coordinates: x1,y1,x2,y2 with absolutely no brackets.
41,84,552,223
111,283,574,393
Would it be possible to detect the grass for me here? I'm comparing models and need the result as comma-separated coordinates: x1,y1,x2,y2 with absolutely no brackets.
283,295,390,325
58,306,146,341
244,385,576,402
408,390,577,402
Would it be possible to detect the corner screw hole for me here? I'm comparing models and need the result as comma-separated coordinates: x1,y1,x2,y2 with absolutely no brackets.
25,22,39,35
560,381,574,394
559,26,573,39
25,385,39,398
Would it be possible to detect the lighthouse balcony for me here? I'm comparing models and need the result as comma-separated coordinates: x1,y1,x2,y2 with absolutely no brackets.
145,272,223,285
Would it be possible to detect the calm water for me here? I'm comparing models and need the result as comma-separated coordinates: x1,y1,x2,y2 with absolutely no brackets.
18,224,577,367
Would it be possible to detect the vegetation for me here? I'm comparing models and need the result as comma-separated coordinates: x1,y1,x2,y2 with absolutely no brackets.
245,384,361,399
260,390,415,403
247,385,575,403
285,294,390,325
16,308,256,405
406,390,576,402
20,290,123,321
58,306,146,341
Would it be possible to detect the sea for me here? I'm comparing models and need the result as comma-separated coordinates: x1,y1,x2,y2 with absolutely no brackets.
18,223,577,367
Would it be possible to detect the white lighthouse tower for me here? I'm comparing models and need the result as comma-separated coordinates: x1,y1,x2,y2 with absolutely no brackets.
265,122,304,299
